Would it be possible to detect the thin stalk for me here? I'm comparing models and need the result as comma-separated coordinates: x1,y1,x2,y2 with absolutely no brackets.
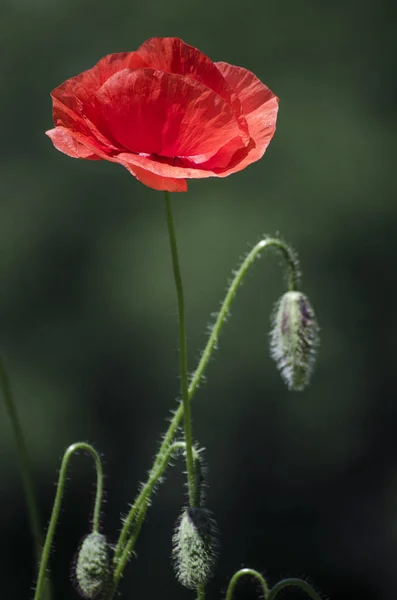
108,442,188,599
160,238,298,464
114,442,201,564
188,237,298,401
33,442,104,600
267,578,323,600
0,357,49,594
111,236,299,597
164,190,196,507
225,568,270,600
197,583,206,600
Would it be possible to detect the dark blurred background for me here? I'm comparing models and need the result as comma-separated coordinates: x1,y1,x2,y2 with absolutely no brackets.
1,0,396,598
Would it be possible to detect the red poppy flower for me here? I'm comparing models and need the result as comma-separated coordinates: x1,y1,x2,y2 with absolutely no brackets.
46,37,279,192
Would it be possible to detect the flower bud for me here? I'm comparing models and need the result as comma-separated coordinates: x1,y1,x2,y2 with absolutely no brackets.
172,507,217,589
74,532,110,599
270,291,319,391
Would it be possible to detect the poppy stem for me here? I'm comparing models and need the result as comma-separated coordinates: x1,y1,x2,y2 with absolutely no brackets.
191,236,298,395
108,235,299,598
225,568,270,600
109,442,201,598
33,442,104,600
267,578,323,600
163,190,197,508
0,356,52,600
197,583,206,600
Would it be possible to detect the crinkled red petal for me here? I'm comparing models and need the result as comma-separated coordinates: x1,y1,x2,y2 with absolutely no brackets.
46,126,187,191
122,163,188,192
46,126,99,159
51,97,121,155
92,68,245,159
214,62,279,174
135,38,249,142
51,52,146,118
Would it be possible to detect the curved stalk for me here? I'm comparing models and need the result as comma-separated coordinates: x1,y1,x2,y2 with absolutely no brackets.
33,442,104,600
226,568,270,600
111,234,299,598
108,442,197,599
267,578,323,600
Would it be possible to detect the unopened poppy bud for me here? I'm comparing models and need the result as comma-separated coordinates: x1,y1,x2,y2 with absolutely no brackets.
74,532,110,599
270,291,319,391
172,507,217,589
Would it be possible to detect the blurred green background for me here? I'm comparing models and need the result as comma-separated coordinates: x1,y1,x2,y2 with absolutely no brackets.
1,0,396,598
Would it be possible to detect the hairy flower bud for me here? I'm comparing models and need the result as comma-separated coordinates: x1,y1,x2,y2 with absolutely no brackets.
74,532,110,599
172,507,217,589
270,291,319,391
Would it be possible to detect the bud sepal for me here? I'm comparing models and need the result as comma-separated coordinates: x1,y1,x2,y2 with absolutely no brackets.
74,532,110,599
172,507,217,589
270,291,319,391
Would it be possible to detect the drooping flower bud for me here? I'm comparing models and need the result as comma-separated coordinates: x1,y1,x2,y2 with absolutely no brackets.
172,507,217,589
270,291,319,391
74,532,110,599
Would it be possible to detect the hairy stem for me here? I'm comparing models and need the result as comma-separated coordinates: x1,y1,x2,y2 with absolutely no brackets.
188,237,298,400
267,578,323,600
197,583,206,600
109,441,191,599
33,442,104,600
225,568,270,600
111,236,298,597
153,237,298,477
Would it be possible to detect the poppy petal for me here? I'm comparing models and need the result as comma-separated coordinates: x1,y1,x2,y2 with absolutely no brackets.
93,68,246,159
214,62,279,174
46,126,187,191
135,38,249,142
51,52,147,118
122,162,188,192
46,126,99,159
114,151,235,179
51,97,121,156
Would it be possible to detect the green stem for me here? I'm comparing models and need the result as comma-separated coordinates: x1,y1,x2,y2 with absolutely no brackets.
0,357,46,570
114,443,202,565
193,448,204,508
225,568,270,600
197,583,206,600
164,190,196,507
267,578,323,600
110,236,298,598
188,237,298,401
152,237,298,463
149,239,295,484
33,442,104,600
108,441,189,599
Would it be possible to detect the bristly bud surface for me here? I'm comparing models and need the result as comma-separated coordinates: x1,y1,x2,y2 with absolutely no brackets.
74,532,110,599
270,291,319,391
172,507,217,589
